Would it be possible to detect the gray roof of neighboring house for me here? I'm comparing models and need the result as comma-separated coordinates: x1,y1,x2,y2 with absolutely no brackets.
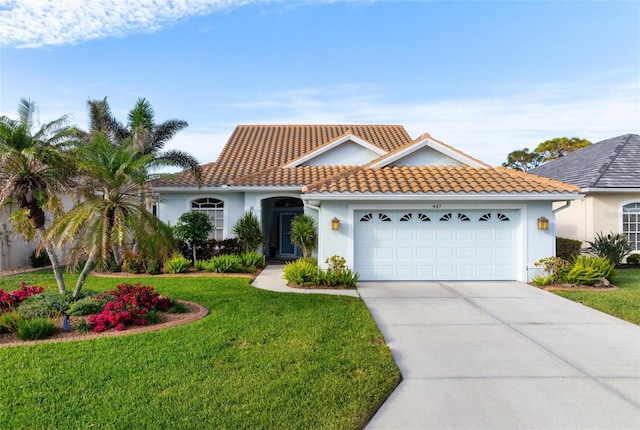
529,134,640,188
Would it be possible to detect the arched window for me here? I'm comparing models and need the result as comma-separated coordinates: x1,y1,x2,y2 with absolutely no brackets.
622,202,640,250
191,198,224,240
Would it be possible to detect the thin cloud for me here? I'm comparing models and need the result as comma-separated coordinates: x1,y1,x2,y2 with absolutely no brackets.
0,0,260,48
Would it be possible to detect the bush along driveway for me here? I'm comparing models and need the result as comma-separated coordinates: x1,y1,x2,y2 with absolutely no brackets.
0,271,400,430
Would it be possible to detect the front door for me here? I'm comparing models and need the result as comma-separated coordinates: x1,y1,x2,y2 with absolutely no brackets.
279,213,301,257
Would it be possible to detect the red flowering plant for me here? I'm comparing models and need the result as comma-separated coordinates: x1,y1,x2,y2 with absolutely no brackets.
88,283,171,333
0,281,44,312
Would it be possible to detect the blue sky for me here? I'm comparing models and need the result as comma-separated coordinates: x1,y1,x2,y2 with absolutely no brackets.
1,0,638,166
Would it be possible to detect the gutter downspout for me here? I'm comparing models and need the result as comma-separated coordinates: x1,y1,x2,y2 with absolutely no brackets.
552,201,571,214
303,200,321,263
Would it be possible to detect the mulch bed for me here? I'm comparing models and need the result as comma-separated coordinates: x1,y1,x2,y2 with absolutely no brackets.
0,301,208,348
534,283,619,292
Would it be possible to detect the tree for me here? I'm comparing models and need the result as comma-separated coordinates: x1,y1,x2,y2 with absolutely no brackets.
502,137,592,171
0,98,77,294
501,148,543,172
82,97,202,186
534,137,591,162
290,214,317,258
232,211,264,252
43,134,175,298
174,211,213,263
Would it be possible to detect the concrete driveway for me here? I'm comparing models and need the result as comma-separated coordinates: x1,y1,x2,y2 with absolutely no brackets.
359,281,640,429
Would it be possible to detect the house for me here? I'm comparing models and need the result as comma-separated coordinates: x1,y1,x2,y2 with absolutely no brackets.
0,208,35,271
530,134,640,254
152,125,581,282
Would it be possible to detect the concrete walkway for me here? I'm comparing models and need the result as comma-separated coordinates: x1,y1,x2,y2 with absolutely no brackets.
359,281,640,429
251,264,359,297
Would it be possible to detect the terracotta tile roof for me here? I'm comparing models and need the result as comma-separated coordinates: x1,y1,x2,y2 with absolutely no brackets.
302,166,581,194
152,124,411,187
229,165,357,187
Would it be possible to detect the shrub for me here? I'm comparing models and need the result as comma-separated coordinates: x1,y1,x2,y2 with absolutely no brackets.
233,212,265,252
145,309,162,324
122,253,144,274
30,249,51,268
68,296,106,316
556,237,582,261
177,238,245,261
283,259,318,286
165,253,192,274
194,259,207,271
17,292,73,320
239,251,265,270
168,300,188,314
564,256,616,286
16,318,57,341
145,259,163,275
0,282,45,312
74,318,91,333
298,257,317,266
0,311,25,333
320,255,359,288
88,284,171,332
533,257,572,285
204,254,245,273
626,253,640,265
290,214,318,258
583,232,632,265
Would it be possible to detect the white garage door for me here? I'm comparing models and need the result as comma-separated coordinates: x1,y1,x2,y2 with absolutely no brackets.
354,209,518,281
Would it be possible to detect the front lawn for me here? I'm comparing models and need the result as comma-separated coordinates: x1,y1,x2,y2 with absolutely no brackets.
553,268,640,325
0,271,400,429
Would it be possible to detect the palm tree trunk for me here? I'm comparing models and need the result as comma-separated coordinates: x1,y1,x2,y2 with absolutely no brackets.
44,243,66,294
74,250,97,299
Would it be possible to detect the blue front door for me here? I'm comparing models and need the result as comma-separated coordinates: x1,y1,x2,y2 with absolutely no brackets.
280,213,301,257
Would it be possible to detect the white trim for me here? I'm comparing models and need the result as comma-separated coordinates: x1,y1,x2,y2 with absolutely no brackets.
582,188,640,193
619,199,640,250
367,136,487,168
284,134,387,168
303,192,582,201
346,202,528,282
225,186,302,192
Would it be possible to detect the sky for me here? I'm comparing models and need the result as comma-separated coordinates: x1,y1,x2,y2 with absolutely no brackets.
1,0,639,167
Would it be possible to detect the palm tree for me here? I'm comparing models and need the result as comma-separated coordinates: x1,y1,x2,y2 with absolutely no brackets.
0,99,77,294
83,97,202,185
44,134,176,298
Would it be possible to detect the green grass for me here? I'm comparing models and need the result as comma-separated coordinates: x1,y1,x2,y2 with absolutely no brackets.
0,271,400,429
553,268,640,325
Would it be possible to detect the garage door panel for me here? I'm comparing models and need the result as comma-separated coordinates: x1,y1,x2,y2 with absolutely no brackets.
355,210,518,281
456,247,474,259
397,247,414,259
437,229,454,240
416,230,435,241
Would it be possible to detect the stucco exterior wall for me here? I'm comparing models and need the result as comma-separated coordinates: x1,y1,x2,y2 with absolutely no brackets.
310,198,557,282
554,192,640,245
157,191,245,239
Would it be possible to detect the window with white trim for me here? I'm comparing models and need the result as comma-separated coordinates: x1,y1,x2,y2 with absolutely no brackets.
622,202,640,251
191,198,224,240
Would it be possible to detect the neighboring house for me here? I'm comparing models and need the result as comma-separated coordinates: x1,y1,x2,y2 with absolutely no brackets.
152,125,580,282
530,134,640,253
0,207,35,271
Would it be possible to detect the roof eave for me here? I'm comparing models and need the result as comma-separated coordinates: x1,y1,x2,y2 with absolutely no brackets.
301,192,584,201
581,187,640,193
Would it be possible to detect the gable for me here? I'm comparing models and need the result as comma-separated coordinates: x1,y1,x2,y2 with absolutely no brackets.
367,134,489,169
284,133,387,168
387,146,464,167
